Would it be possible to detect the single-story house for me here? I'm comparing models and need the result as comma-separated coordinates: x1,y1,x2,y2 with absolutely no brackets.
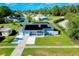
33,14,49,21
5,16,27,22
58,20,69,29
18,17,26,22
0,26,12,36
54,17,65,23
54,17,69,29
19,22,59,36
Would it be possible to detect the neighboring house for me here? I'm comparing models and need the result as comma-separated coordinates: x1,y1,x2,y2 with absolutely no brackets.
33,14,49,21
5,16,26,22
19,22,59,36
18,17,25,22
0,26,12,36
58,20,69,29
5,16,18,22
54,17,69,29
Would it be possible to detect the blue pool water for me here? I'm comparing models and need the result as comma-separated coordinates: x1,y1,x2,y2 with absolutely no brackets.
12,38,22,42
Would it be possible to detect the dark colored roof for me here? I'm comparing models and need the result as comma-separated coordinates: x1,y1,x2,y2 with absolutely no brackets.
32,22,49,24
25,24,51,30
54,18,65,23
18,17,25,22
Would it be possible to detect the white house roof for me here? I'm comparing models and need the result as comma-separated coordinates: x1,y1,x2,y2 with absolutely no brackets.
58,20,69,28
34,14,47,19
0,26,11,32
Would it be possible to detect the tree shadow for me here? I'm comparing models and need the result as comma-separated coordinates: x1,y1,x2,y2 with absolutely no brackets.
53,28,60,34
0,36,5,42
9,30,17,36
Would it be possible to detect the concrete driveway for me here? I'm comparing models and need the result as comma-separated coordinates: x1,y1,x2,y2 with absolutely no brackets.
26,36,36,44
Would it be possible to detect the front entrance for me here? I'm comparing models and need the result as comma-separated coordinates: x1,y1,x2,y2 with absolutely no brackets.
30,31,36,36
30,31,44,36
37,31,44,36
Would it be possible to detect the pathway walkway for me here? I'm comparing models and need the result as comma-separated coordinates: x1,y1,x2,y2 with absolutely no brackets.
25,46,79,48
11,36,30,56
1,46,79,48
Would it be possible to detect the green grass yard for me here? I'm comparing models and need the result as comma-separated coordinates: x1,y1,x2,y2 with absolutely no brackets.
22,48,79,56
0,22,24,29
0,48,14,56
33,16,74,46
0,16,79,46
35,35,73,46
0,22,25,46
0,36,16,46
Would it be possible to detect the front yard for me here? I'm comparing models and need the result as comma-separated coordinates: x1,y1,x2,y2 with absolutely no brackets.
22,48,79,56
35,34,73,46
0,48,14,56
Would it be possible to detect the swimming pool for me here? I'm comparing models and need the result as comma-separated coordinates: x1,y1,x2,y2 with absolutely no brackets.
11,35,23,44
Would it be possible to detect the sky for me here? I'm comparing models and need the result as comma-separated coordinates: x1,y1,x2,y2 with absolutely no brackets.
0,3,79,10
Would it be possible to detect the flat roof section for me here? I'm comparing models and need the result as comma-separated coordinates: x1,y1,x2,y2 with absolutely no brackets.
24,24,51,30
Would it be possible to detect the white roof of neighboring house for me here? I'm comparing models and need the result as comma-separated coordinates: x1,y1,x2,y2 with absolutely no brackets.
34,14,48,20
0,26,11,32
60,16,65,19
58,20,69,28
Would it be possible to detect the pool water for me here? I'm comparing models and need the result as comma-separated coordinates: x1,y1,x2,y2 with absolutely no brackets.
11,38,23,44
12,38,22,42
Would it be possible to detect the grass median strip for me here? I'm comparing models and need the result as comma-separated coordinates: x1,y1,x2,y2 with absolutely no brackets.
0,48,14,56
22,48,79,56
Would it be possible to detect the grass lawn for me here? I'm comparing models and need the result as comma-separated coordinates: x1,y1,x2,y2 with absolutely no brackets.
22,48,79,56
33,16,74,46
0,22,26,46
0,36,16,46
0,22,23,29
0,48,14,56
25,16,79,46
35,34,73,46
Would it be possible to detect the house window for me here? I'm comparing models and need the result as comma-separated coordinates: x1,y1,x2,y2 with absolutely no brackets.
37,31,43,36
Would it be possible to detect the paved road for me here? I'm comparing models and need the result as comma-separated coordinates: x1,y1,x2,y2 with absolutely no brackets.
0,46,16,48
25,46,79,48
1,46,79,48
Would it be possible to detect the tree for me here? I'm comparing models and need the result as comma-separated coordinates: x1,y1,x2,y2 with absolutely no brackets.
26,14,32,22
64,5,78,13
0,6,12,18
50,6,61,16
0,6,12,23
65,13,79,40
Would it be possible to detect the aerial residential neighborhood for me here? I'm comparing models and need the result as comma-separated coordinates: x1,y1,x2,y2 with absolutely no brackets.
0,3,79,56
